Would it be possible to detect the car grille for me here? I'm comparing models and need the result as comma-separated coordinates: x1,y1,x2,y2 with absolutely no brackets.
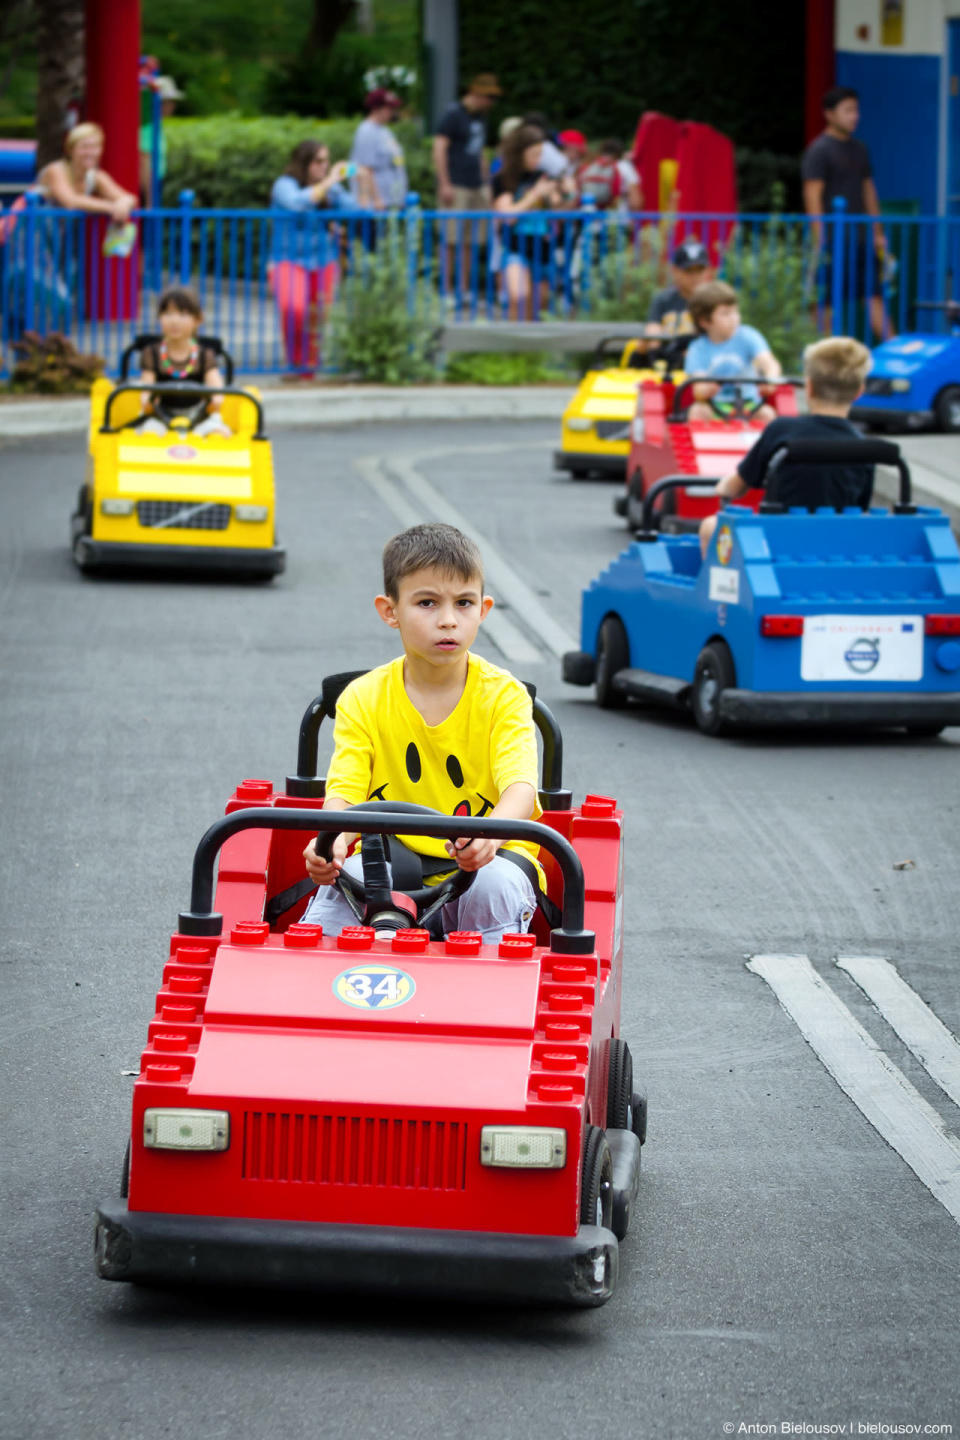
136,500,231,530
242,1112,467,1190
593,420,631,441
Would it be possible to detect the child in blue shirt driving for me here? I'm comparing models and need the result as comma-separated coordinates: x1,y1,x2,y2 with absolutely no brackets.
685,280,782,423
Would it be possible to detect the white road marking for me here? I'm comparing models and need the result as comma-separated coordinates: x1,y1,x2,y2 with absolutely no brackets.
837,955,960,1110
388,454,578,660
352,456,542,665
748,953,960,1226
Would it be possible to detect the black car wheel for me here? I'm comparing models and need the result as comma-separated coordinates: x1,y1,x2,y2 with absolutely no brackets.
691,641,736,736
606,1038,634,1130
580,1125,614,1230
935,386,960,434
595,615,629,709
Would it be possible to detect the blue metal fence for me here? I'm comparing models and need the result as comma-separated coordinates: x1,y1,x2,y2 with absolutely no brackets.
2,192,959,377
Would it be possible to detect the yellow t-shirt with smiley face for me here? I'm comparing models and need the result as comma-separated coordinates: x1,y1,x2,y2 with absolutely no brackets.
325,654,543,877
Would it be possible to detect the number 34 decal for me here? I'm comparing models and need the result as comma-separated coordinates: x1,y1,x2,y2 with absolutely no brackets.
333,964,416,1010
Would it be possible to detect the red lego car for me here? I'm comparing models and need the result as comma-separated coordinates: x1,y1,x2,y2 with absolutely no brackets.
94,676,644,1308
615,375,803,531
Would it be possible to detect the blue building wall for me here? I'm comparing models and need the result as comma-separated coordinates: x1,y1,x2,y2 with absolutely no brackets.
835,51,940,212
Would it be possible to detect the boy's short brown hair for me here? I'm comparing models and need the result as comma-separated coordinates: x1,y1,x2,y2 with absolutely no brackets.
157,284,203,319
382,523,484,600
803,336,871,405
689,280,738,330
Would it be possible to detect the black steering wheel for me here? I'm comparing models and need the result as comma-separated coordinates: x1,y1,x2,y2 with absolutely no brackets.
316,801,476,933
123,394,211,433
707,382,768,420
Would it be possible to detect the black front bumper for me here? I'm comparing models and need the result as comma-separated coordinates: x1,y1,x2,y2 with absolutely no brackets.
719,689,960,728
852,405,934,431
94,1200,618,1307
554,450,627,478
75,537,286,574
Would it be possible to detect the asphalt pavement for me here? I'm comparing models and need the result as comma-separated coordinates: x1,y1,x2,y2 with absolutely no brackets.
2,420,959,1440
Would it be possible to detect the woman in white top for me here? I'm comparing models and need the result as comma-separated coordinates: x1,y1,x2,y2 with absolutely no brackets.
38,123,136,221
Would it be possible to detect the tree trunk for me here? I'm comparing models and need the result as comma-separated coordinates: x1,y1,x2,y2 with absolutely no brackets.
305,0,356,59
35,0,85,169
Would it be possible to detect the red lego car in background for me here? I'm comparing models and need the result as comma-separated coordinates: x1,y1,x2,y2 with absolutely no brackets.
95,677,645,1308
615,376,803,532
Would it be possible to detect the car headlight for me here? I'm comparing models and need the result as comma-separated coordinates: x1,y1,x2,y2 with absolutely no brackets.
234,505,269,522
480,1126,567,1168
101,498,134,515
143,1109,230,1151
890,378,911,393
566,417,593,433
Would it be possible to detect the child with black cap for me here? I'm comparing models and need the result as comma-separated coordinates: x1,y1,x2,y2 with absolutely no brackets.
646,238,714,336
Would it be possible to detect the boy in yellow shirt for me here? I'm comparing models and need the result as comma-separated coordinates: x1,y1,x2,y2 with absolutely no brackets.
301,523,541,941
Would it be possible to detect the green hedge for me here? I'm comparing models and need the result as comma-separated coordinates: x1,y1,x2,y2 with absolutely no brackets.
459,0,804,158
162,113,436,210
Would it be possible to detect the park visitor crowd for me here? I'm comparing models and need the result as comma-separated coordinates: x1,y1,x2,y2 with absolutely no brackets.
7,70,894,376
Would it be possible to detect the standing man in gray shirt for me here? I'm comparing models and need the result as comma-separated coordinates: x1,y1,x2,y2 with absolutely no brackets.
433,72,502,301
802,86,892,339
351,87,407,210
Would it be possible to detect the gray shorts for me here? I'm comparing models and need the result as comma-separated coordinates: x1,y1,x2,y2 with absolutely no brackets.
301,852,536,945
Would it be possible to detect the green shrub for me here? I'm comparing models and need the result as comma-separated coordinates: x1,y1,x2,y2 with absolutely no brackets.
327,224,441,384
582,226,664,324
721,220,818,373
163,114,435,210
444,351,573,384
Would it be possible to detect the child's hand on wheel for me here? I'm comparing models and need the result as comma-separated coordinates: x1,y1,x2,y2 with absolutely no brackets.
303,834,348,885
445,836,500,872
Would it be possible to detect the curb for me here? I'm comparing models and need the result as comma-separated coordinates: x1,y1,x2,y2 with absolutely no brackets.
0,385,569,439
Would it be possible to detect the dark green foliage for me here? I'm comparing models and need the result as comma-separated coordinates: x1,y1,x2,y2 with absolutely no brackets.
460,0,804,158
737,149,802,214
444,351,574,384
161,114,435,209
6,331,104,392
140,0,418,117
261,36,384,120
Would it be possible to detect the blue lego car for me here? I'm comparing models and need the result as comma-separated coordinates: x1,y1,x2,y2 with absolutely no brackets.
562,439,960,737
853,302,960,434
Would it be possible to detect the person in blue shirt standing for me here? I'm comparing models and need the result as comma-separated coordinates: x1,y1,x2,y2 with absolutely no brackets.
270,140,355,377
684,281,782,423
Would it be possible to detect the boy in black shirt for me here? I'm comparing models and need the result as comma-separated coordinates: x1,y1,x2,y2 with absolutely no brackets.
699,337,873,556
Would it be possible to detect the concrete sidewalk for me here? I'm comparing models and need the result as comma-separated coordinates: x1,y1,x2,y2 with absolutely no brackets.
0,384,569,439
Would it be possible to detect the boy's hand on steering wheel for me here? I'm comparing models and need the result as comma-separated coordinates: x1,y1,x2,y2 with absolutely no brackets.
303,833,348,885
445,836,501,872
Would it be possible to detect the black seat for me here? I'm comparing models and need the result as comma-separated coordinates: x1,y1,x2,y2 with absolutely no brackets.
118,332,235,384
762,436,909,513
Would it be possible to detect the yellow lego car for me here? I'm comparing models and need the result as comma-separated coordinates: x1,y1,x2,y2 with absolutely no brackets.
71,336,285,578
554,333,690,481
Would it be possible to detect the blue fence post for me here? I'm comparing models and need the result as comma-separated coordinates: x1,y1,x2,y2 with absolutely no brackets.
830,195,846,333
404,191,420,317
178,189,194,285
22,191,38,333
150,86,162,211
